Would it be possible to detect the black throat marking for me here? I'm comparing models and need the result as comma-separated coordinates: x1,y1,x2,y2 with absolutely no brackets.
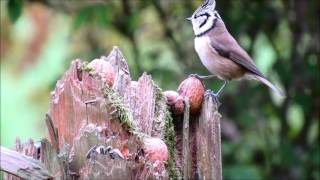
199,13,210,28
195,13,219,38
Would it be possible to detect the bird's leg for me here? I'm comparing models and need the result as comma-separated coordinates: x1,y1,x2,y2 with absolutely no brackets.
188,74,217,80
215,80,228,97
205,80,228,98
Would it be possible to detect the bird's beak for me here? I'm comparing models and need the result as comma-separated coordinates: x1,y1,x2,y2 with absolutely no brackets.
186,17,192,21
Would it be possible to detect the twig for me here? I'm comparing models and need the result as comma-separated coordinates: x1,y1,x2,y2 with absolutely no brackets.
182,98,190,179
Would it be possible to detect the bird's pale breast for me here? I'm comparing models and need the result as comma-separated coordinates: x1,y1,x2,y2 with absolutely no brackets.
194,35,245,80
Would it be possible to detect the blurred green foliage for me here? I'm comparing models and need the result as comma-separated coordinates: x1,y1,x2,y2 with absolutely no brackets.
7,0,23,23
0,0,319,179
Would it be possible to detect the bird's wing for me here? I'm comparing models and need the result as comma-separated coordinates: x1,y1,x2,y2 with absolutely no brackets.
208,27,264,78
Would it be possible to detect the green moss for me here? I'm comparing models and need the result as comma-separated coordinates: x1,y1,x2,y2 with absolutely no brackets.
154,84,164,116
101,85,134,129
153,84,165,132
153,82,177,179
154,85,163,104
164,108,178,179
79,61,95,75
102,80,177,178
101,85,150,143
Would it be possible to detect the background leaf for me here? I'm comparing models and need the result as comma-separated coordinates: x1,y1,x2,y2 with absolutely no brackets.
7,0,23,23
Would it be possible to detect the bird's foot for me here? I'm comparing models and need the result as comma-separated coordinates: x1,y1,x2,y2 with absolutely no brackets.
188,74,203,80
205,89,221,105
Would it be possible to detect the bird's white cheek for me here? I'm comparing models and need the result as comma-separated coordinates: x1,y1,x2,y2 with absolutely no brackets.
192,24,199,35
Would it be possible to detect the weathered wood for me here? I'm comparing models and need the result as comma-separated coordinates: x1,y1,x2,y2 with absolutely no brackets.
182,98,190,179
196,95,222,180
70,124,140,179
47,47,174,179
2,138,68,180
172,94,222,179
49,47,169,146
39,139,66,179
1,47,222,179
45,114,59,151
0,146,53,179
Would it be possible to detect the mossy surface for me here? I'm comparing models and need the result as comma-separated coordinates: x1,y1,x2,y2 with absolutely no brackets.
101,85,147,140
101,79,177,178
152,84,166,135
101,85,134,129
79,61,95,74
164,108,178,179
154,85,163,114
149,82,178,179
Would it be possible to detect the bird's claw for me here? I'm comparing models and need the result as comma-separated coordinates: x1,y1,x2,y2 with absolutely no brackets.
205,89,221,105
205,89,218,97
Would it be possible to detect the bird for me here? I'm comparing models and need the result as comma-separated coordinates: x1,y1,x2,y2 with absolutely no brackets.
186,0,284,97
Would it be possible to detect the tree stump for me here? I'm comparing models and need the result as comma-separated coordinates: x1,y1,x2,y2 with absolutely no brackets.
1,47,222,180
46,47,174,179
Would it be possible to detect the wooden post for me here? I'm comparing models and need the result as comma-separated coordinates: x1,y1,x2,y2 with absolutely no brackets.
196,95,222,180
174,93,222,179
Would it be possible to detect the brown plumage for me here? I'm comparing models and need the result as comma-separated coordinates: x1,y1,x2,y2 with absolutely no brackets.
207,19,263,79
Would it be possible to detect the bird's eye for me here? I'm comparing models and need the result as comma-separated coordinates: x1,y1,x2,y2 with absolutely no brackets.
195,14,201,18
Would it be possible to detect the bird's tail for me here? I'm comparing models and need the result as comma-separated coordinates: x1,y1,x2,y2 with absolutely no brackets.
254,75,285,97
